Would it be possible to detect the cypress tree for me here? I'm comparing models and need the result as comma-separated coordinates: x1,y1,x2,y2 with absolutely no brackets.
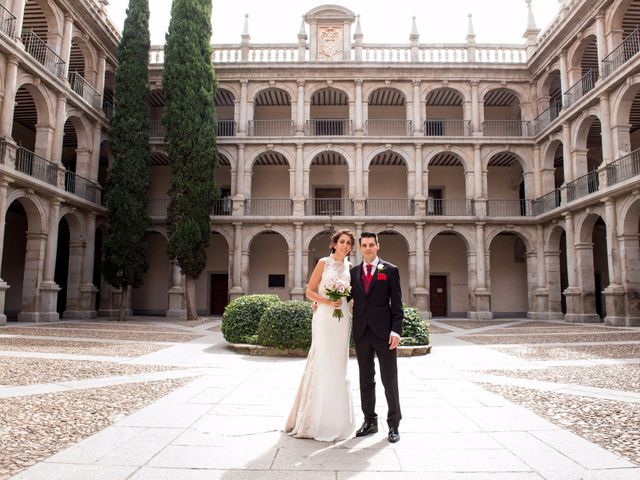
163,0,218,320
102,0,151,322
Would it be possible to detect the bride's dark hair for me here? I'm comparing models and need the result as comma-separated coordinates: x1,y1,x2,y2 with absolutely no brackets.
329,229,355,253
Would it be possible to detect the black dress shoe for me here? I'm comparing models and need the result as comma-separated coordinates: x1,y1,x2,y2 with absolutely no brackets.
355,420,378,437
388,427,400,443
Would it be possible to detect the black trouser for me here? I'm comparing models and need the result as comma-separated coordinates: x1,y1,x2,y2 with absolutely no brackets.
354,326,401,428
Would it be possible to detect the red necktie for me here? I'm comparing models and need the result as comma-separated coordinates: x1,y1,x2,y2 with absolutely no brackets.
363,264,373,292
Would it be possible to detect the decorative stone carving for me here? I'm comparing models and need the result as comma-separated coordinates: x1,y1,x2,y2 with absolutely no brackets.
317,25,343,61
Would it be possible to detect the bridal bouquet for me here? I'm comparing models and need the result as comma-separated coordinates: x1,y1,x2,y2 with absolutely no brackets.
324,279,351,320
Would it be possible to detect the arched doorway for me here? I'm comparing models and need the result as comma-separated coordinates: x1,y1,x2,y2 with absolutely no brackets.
489,232,530,316
248,231,289,300
428,231,469,317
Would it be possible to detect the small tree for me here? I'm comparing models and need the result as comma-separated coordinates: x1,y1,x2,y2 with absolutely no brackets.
163,0,218,320
102,0,151,322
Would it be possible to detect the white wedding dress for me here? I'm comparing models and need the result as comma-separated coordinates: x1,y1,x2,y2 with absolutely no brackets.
285,256,355,441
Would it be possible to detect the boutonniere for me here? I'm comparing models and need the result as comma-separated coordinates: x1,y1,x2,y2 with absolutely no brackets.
376,264,384,273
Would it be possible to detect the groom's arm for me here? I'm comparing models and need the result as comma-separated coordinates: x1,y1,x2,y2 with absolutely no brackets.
389,266,403,337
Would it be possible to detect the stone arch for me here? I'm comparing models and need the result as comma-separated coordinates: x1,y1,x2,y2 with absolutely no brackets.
210,226,233,251
572,108,603,147
423,84,469,103
14,78,55,131
547,223,567,252
607,0,638,36
479,84,528,106
304,225,339,251
363,84,411,103
306,84,353,104
69,33,97,81
217,147,236,170
567,31,598,79
251,83,295,103
482,146,532,173
575,208,608,243
366,226,414,251
610,75,640,155
23,0,64,42
542,137,564,171
305,145,353,170
425,226,473,252
425,147,472,172
58,207,85,241
217,83,240,102
485,226,535,253
249,147,292,169
63,111,93,150
243,226,294,252
364,146,412,171
4,190,47,233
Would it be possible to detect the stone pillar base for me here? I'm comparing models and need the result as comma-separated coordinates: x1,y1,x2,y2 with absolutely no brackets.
469,288,492,319
527,311,565,320
413,287,429,312
533,288,549,314
604,284,625,321
0,280,9,325
624,316,640,327
564,313,601,323
290,288,305,301
604,316,629,327
63,310,97,320
167,286,185,318
25,281,61,323
229,287,244,302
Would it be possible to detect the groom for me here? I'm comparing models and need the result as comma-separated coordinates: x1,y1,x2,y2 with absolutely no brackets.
350,231,403,443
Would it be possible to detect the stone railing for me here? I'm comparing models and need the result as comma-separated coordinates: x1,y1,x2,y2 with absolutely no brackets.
69,71,102,108
149,43,527,65
427,199,474,216
365,119,412,136
365,199,414,216
64,170,101,204
601,26,640,79
486,199,535,217
482,120,531,137
22,30,65,79
424,119,471,137
606,149,640,187
566,170,599,202
563,70,597,108
245,198,293,216
0,3,16,39
15,147,58,186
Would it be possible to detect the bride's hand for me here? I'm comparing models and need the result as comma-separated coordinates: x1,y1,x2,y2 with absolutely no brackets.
330,299,342,308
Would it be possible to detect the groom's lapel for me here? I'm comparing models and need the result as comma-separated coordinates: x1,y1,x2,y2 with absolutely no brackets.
353,261,365,296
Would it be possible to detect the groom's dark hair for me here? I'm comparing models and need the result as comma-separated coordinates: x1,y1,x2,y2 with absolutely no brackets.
359,231,378,245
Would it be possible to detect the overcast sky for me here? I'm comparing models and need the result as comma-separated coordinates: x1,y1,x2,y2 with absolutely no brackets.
105,0,563,46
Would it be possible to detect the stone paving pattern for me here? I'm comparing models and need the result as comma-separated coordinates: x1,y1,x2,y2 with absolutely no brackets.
0,316,639,479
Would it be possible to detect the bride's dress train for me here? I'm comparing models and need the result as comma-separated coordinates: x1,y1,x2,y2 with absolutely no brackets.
285,256,355,441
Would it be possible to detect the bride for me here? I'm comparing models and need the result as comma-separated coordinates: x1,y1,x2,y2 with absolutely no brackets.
285,229,356,441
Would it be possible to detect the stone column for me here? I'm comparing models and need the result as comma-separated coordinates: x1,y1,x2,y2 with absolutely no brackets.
229,223,243,300
238,80,248,135
471,80,481,135
414,222,428,311
296,80,305,134
291,222,304,300
599,93,613,166
354,79,363,133
39,198,62,322
473,144,483,199
354,222,363,265
90,126,102,183
12,0,27,40
96,51,106,101
293,143,304,215
60,14,74,79
603,198,626,325
470,222,491,319
619,233,640,326
412,80,422,135
0,55,19,138
595,12,608,77
559,50,569,104
78,213,97,318
414,143,426,216
0,179,10,324
545,247,563,316
572,241,601,323
563,212,583,321
63,239,84,318
167,262,186,317
531,224,551,319
562,123,573,183
233,144,246,215
51,95,68,163
17,231,48,322
533,145,542,198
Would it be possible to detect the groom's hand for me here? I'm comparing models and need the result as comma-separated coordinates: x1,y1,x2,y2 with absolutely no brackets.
388,335,400,350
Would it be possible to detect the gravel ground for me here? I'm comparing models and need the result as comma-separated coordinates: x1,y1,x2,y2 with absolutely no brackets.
28,322,187,333
0,378,192,479
0,356,179,386
479,383,640,466
0,327,203,343
162,319,212,327
0,337,167,357
428,324,453,334
482,364,640,393
491,343,640,361
461,332,640,345
482,326,637,335
437,320,513,330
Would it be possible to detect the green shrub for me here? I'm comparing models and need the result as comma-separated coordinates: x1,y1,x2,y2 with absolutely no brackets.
221,294,280,343
257,300,312,350
400,306,430,346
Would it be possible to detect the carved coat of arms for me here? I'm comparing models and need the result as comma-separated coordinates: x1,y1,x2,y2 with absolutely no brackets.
318,26,342,61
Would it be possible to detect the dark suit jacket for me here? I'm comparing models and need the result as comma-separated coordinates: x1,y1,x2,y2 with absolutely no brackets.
350,259,403,341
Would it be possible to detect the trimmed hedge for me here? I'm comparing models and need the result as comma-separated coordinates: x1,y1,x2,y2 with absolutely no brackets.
221,294,280,344
400,306,430,346
257,300,313,350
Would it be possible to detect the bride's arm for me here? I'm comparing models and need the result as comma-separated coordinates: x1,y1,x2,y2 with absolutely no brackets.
306,260,341,307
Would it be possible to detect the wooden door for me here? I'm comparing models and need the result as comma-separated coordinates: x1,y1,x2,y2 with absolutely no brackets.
210,273,229,315
429,275,448,317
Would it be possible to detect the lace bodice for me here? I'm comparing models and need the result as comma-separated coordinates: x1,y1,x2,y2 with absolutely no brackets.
318,256,351,298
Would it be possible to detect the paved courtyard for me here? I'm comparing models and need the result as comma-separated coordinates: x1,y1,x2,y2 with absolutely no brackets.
1,317,639,479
